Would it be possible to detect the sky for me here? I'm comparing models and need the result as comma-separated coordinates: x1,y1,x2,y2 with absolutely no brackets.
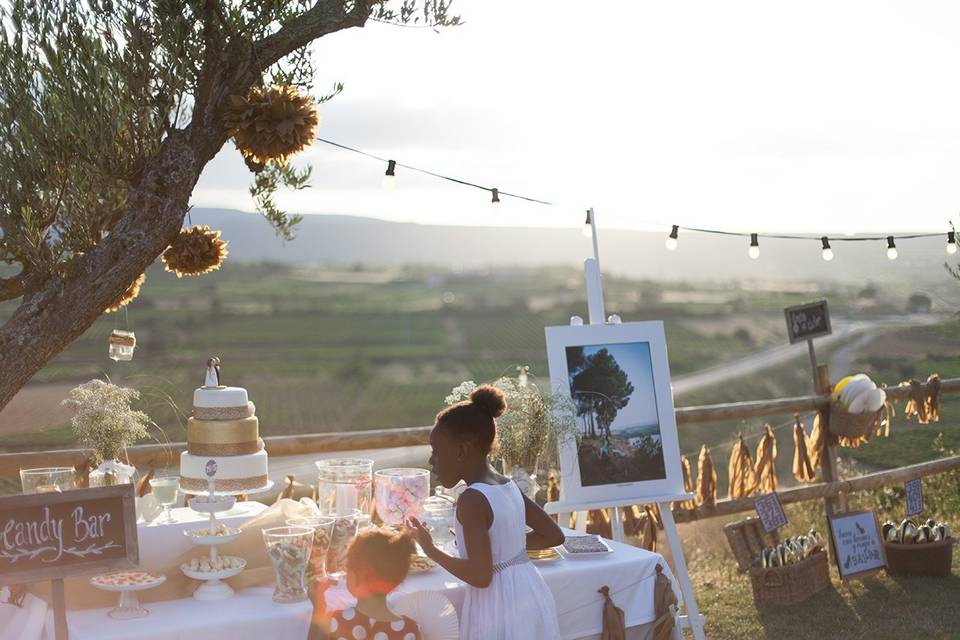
571,343,660,432
192,0,960,236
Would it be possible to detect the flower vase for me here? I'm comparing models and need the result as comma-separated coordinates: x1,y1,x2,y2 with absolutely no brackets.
89,460,137,487
503,460,538,499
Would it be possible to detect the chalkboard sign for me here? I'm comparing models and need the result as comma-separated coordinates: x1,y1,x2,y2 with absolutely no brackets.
754,492,788,533
0,484,138,585
905,478,924,516
784,300,832,344
828,510,887,580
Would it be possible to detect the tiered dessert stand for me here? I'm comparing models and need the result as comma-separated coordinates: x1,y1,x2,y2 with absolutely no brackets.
180,463,247,600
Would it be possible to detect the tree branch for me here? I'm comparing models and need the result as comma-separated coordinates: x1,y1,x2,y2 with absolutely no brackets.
254,1,377,71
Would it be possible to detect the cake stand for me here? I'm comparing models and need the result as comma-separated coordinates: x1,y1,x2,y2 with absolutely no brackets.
89,572,166,619
180,481,247,600
179,480,274,497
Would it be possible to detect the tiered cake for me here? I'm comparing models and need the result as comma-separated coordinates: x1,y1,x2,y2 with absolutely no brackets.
180,360,269,494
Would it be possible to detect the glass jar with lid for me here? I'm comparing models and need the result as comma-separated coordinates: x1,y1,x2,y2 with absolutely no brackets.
315,458,373,516
421,489,456,549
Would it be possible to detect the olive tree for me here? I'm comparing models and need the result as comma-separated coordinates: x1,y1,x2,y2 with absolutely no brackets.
0,1,457,410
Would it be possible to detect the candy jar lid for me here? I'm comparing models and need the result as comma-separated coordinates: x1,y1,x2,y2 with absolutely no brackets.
423,494,455,517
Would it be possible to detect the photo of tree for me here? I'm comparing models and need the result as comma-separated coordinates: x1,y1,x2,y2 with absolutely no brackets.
566,342,666,486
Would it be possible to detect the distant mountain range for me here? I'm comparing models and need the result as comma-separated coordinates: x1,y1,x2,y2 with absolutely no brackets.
191,208,956,286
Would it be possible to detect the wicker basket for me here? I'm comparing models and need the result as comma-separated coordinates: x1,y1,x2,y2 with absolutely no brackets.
828,402,882,440
724,517,781,573
749,551,831,608
884,538,954,577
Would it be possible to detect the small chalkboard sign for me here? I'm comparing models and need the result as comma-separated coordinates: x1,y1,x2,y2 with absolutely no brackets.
784,300,832,344
828,510,887,580
754,492,788,533
905,478,924,516
0,484,138,585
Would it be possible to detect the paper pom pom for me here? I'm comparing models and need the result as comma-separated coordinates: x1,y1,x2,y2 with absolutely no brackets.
105,273,145,313
161,226,228,278
224,85,319,165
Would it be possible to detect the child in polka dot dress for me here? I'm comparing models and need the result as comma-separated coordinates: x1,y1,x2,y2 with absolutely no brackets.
326,529,422,640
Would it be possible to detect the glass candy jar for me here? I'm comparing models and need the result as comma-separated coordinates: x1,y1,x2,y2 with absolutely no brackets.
422,491,456,549
108,330,136,361
315,458,373,516
374,468,430,528
263,526,314,603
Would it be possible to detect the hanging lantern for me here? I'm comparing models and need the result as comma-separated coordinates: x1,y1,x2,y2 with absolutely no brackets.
224,85,319,165
161,225,228,278
104,273,145,313
108,330,136,362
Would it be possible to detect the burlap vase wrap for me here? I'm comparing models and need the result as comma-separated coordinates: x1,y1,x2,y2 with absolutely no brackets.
27,499,314,610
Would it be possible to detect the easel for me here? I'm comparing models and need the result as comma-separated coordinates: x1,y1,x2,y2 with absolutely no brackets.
544,209,706,640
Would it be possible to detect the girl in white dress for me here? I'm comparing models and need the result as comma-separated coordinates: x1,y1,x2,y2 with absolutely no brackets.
409,385,563,640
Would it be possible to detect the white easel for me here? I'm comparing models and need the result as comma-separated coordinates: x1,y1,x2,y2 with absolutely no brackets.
544,209,706,640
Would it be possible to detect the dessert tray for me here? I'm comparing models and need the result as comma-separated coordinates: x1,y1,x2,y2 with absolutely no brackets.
90,571,166,620
560,535,613,557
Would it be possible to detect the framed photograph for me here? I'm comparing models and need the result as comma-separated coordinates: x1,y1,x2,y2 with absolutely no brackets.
545,321,685,504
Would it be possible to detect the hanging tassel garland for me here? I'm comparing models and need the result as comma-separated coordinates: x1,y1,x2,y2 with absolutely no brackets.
927,374,942,422
104,272,145,313
696,445,717,509
792,416,817,483
728,432,757,499
672,456,696,511
808,412,826,469
903,379,930,423
754,424,778,494
639,506,658,552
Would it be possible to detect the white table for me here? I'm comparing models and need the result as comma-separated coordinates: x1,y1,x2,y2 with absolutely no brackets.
326,531,678,640
64,587,312,640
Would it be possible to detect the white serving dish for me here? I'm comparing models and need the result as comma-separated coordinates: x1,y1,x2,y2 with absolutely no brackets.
183,527,242,545
90,572,166,592
180,560,246,582
559,536,614,558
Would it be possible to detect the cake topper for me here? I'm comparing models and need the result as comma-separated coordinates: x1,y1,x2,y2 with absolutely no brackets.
204,357,221,388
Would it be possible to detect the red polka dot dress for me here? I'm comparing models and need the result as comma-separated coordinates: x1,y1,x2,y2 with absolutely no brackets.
327,607,422,640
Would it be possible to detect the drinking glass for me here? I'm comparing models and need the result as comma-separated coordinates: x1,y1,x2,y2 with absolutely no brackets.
19,467,76,494
315,458,373,516
287,515,336,579
263,526,314,603
149,476,180,524
375,468,430,528
325,510,360,579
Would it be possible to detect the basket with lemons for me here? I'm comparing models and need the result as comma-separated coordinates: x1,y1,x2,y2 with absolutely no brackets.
829,373,889,441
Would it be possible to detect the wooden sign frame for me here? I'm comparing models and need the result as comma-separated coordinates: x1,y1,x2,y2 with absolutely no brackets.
0,484,138,585
754,492,788,533
827,510,888,581
905,478,924,516
784,299,832,344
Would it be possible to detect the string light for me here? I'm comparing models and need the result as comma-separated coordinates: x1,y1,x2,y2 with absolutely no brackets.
582,210,594,238
665,225,679,251
886,236,898,260
313,137,952,262
382,159,396,189
821,237,834,262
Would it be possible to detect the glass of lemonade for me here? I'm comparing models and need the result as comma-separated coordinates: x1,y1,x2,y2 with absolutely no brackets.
149,476,180,524
19,467,77,494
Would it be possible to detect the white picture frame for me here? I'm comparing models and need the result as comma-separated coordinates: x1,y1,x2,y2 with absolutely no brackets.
545,321,685,505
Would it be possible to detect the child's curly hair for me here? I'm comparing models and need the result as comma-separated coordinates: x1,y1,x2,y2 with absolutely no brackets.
345,528,416,595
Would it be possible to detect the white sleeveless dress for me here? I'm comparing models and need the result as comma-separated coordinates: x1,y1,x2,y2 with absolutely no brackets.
454,481,561,640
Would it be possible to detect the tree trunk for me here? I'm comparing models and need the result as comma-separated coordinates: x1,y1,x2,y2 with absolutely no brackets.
0,131,204,410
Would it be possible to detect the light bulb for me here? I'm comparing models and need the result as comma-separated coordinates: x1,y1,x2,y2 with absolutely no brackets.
949,243,958,255
748,233,760,259
570,315,584,326
382,159,396,189
948,231,957,254
666,225,679,251
821,236,833,261
886,236,897,260
582,223,593,238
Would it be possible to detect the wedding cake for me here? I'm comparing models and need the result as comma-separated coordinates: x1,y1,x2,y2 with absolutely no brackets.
179,358,269,493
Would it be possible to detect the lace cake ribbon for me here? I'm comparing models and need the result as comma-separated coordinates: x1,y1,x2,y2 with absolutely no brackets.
193,402,254,420
180,474,269,493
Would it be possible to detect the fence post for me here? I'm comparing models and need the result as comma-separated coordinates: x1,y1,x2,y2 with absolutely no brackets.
815,364,845,515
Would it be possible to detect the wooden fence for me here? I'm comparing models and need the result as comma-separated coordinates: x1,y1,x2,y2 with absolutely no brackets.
1,373,957,521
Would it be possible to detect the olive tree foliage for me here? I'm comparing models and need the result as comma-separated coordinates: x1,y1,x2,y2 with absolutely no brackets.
0,0,457,410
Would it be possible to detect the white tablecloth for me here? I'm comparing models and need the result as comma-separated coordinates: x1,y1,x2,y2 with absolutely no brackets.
326,530,678,640
65,587,311,640
136,502,269,569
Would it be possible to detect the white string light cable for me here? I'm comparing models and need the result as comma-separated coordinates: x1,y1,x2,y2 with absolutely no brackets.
315,137,958,259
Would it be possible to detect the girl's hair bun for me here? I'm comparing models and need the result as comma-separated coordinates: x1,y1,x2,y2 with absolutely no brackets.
470,384,507,418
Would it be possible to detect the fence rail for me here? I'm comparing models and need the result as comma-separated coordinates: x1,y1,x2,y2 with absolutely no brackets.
1,376,956,518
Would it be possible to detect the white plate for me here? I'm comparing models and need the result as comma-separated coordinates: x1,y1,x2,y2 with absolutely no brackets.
183,527,242,545
180,558,246,581
393,590,459,640
90,572,166,592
